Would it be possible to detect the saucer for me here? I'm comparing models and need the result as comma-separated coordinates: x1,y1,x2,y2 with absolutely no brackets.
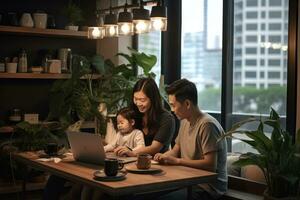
93,170,126,181
125,165,162,174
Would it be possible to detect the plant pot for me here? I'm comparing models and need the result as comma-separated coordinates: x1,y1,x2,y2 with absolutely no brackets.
65,25,78,31
263,190,298,200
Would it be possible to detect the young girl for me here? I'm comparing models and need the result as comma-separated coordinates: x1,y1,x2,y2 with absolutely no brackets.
104,107,145,152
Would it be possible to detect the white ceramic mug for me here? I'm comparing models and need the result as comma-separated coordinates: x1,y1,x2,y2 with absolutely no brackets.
33,13,47,29
6,63,18,73
20,13,34,28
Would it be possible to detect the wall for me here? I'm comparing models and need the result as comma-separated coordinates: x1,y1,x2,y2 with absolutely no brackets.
96,0,132,65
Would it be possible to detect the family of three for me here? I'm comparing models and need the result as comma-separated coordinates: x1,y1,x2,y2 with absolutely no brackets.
43,77,227,200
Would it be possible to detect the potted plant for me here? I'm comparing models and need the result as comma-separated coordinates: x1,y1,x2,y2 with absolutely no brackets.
62,1,84,31
219,108,300,200
47,47,157,134
0,121,65,182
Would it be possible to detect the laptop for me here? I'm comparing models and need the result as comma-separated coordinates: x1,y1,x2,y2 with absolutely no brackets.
66,131,137,165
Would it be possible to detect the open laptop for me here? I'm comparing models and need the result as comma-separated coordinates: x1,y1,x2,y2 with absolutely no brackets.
66,131,137,165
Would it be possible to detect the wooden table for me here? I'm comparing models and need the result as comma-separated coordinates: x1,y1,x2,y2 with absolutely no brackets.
14,151,217,199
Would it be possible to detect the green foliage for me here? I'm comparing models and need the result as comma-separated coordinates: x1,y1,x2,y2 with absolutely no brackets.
12,121,64,151
219,108,300,198
62,1,84,25
47,48,157,134
199,86,286,114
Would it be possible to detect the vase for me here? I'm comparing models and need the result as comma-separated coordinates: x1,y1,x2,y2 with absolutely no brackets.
263,190,298,200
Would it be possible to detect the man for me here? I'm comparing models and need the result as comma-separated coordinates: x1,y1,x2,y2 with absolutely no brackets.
154,79,227,200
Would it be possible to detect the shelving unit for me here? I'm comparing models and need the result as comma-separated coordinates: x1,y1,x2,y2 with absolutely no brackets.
0,25,88,38
0,73,102,79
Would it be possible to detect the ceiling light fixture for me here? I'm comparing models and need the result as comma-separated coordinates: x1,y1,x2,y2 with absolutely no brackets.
88,0,167,39
132,0,151,34
103,1,118,37
150,0,167,31
118,1,134,36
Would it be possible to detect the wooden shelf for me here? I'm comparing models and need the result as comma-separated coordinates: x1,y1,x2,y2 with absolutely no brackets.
0,73,71,79
0,73,103,79
0,25,88,39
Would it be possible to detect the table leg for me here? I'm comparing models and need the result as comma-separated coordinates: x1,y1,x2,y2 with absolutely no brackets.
22,165,30,200
187,186,193,200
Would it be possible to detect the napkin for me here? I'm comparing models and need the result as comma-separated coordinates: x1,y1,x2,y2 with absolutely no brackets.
36,157,62,163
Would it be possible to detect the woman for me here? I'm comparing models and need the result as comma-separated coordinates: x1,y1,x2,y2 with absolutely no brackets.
43,77,175,200
115,77,175,156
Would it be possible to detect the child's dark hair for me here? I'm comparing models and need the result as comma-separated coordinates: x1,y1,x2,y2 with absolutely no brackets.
117,107,137,128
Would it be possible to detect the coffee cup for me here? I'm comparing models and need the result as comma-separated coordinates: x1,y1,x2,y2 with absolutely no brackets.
136,153,152,169
104,158,124,176
44,143,59,156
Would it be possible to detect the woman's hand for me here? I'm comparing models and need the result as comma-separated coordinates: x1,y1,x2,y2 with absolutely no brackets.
154,153,180,165
114,146,136,157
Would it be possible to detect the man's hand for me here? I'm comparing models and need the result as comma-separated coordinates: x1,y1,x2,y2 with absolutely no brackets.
154,153,180,165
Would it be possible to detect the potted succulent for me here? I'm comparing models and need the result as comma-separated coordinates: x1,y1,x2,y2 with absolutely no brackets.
219,108,300,200
62,1,84,31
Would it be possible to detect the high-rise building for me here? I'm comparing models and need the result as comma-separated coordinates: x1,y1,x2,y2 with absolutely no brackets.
233,0,288,88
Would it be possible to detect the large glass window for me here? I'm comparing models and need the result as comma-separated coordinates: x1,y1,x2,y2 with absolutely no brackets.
137,7,162,84
181,0,223,112
233,0,288,153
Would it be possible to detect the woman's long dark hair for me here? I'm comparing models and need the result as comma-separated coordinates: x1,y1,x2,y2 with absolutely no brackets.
132,78,164,135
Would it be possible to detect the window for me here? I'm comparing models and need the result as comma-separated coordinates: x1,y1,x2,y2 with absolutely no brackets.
269,0,281,6
246,47,257,54
246,0,258,7
246,23,258,30
137,8,161,84
181,0,223,112
246,11,258,19
233,0,288,153
245,59,257,66
269,35,281,43
268,72,280,79
246,35,257,42
269,11,282,18
245,71,256,78
268,59,281,66
269,23,282,30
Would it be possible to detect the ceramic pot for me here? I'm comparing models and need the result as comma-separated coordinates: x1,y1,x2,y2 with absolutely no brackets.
33,13,47,29
20,13,34,27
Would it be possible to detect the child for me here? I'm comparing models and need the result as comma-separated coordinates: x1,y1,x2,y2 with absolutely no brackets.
104,107,145,152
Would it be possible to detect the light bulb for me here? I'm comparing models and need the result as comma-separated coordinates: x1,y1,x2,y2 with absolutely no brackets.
152,19,164,31
92,28,101,38
109,26,116,36
121,23,130,34
136,21,147,32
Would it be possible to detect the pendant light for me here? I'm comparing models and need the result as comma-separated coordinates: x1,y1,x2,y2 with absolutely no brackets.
87,15,105,39
118,1,134,35
133,0,151,34
150,0,167,31
104,1,118,37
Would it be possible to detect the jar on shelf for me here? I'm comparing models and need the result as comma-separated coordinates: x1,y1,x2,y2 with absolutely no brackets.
9,109,22,123
18,49,28,73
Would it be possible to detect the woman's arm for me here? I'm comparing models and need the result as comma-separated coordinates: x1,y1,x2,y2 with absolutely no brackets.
115,140,163,156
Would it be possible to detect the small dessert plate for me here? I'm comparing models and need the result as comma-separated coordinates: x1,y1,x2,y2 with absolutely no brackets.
93,170,126,181
125,165,163,174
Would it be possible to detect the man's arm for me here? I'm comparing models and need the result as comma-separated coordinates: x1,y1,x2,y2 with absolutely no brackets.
177,151,217,172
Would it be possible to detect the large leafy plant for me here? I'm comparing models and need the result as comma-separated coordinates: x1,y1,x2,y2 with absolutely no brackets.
47,48,157,133
219,108,300,198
